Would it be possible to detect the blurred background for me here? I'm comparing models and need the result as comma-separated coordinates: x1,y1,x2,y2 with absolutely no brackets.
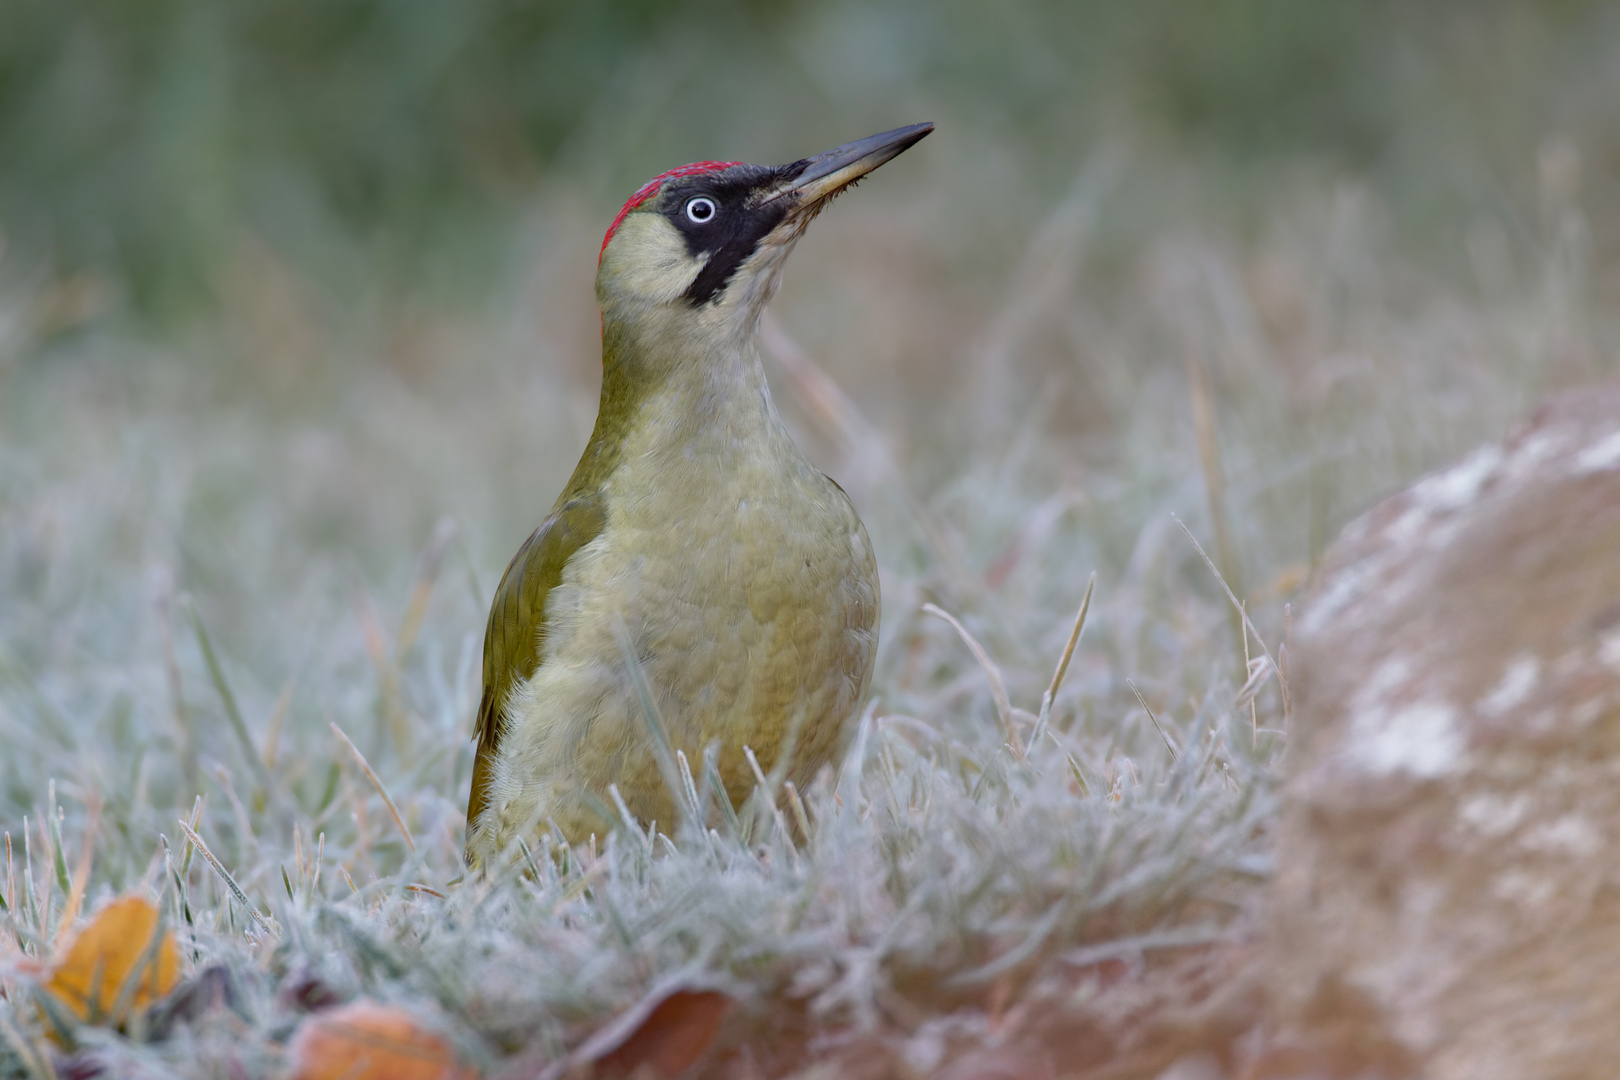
2,0,1618,860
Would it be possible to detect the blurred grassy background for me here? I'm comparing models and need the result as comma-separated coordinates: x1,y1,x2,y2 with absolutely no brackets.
7,0,1619,316
0,2,1618,1071
3,0,1617,874
4,0,1615,672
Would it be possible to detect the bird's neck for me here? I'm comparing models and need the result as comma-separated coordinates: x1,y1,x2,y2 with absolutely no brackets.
563,312,787,502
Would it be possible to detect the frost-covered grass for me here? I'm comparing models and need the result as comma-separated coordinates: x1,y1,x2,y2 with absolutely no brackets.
0,122,1609,1075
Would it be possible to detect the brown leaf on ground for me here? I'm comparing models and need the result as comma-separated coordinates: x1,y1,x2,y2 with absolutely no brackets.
44,893,180,1028
718,941,1262,1080
288,999,474,1080
571,986,732,1078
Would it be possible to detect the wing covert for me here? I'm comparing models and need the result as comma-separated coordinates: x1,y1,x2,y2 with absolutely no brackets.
466,495,606,842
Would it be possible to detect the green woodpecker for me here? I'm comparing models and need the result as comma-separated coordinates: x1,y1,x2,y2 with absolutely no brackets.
465,123,932,866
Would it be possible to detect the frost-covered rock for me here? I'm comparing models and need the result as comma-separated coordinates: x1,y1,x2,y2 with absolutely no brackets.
1266,383,1620,1079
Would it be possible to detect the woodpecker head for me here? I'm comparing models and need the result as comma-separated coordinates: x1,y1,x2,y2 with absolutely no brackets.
596,123,933,352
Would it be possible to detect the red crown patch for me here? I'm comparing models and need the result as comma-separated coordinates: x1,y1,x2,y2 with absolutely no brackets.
600,161,742,257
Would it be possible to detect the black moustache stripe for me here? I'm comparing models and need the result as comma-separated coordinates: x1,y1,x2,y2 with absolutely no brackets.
682,204,790,305
662,163,804,306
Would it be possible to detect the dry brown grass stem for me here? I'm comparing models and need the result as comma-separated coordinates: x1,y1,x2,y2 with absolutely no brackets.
781,781,811,840
329,721,417,855
922,602,1027,763
1038,573,1096,736
1173,515,1282,696
1127,679,1177,762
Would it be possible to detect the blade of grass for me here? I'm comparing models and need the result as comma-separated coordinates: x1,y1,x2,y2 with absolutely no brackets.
51,796,97,949
329,721,416,854
1173,514,1277,674
1033,572,1096,747
922,603,1026,763
21,817,41,938
613,614,695,831
782,781,811,841
0,1009,53,1080
607,785,653,855
159,588,199,795
46,783,71,923
701,744,742,843
179,795,204,876
176,820,274,936
184,597,272,790
1127,679,1178,762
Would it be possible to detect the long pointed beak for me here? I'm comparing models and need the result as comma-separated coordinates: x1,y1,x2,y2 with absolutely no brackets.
765,122,934,211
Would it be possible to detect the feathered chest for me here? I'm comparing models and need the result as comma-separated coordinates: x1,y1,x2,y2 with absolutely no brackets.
593,422,869,617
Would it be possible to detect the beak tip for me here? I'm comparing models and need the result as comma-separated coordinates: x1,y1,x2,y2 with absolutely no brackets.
886,121,936,153
782,122,936,206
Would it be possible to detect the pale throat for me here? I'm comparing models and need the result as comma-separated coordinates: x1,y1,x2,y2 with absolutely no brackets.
599,308,788,470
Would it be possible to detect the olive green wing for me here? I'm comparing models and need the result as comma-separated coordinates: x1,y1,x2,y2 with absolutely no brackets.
466,495,606,842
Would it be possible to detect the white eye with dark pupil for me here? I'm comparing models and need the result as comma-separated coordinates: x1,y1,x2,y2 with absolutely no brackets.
685,197,717,223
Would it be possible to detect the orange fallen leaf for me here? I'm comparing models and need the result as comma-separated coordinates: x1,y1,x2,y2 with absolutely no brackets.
44,893,180,1028
288,999,473,1080
575,986,732,1078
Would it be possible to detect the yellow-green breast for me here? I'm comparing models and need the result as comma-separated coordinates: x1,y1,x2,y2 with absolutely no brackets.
465,345,878,864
